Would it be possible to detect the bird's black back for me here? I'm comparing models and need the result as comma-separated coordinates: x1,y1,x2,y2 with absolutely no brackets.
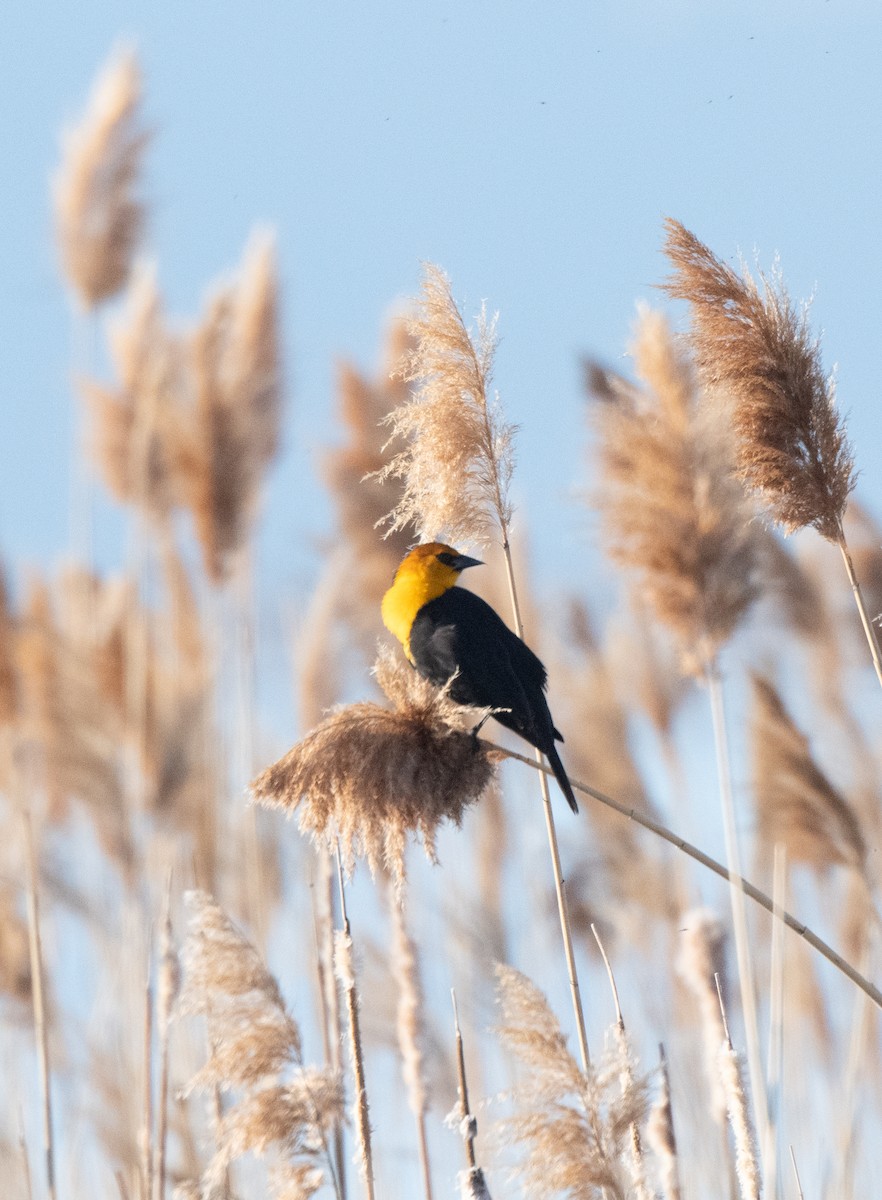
408,587,560,752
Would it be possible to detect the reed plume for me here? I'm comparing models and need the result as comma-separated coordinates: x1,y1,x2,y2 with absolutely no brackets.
750,674,866,874
177,891,342,1196
16,578,132,867
662,220,882,684
377,264,515,547
716,995,761,1200
589,306,757,675
251,646,495,883
175,231,283,583
53,46,148,308
676,910,729,1125
493,964,649,1200
81,264,182,520
662,218,855,542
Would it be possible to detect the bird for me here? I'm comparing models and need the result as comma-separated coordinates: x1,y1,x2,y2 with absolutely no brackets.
381,541,578,813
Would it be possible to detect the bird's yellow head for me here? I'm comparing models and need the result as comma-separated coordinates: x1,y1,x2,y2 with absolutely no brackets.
381,542,483,658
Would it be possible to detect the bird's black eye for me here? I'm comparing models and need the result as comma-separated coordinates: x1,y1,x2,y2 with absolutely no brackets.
437,552,457,567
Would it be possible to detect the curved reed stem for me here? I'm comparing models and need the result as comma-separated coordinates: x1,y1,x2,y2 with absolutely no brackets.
485,741,882,1012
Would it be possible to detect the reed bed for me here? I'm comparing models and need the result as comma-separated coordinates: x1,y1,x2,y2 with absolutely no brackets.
4,47,882,1200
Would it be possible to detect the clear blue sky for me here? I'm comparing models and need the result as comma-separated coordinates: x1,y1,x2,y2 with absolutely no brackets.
1,0,881,601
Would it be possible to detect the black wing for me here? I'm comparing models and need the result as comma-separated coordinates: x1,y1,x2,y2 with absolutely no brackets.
409,588,557,749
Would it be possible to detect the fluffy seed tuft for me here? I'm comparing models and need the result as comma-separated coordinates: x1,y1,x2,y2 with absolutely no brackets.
251,646,496,883
662,218,855,540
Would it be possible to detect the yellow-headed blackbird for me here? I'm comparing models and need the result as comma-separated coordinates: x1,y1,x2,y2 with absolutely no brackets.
382,542,578,813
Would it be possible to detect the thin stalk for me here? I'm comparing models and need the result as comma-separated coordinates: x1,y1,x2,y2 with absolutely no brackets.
142,944,154,1200
483,741,882,1011
789,1147,805,1200
312,850,346,1200
388,890,433,1200
153,876,175,1200
335,849,376,1200
705,662,771,1174
451,991,476,1171
497,536,590,1073
763,845,786,1200
18,1109,34,1200
836,521,882,689
23,812,56,1200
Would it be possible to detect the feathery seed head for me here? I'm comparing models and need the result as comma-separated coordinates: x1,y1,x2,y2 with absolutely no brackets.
493,964,650,1200
178,891,302,1091
590,307,758,675
376,264,516,547
751,673,865,874
82,262,183,518
175,229,284,583
54,45,148,307
676,908,729,1124
251,646,496,885
662,218,855,541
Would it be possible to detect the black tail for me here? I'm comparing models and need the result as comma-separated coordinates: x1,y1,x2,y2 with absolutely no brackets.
546,743,578,813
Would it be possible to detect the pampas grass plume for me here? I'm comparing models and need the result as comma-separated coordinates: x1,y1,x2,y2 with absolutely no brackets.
377,263,516,547
54,45,148,308
251,646,496,883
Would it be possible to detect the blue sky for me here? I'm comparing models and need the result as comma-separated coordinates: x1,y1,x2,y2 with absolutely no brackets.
1,0,881,602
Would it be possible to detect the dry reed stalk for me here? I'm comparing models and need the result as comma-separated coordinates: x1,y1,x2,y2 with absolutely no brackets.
450,991,492,1200
715,981,761,1200
174,231,283,584
142,946,154,1200
53,46,148,308
311,849,346,1200
22,813,56,1200
496,542,591,1073
706,665,771,1168
252,646,495,885
646,1046,681,1200
661,220,882,689
153,881,179,1200
493,964,649,1200
750,673,866,874
334,858,376,1200
388,891,433,1200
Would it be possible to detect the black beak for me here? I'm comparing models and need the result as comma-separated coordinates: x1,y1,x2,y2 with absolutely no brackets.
451,554,483,571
